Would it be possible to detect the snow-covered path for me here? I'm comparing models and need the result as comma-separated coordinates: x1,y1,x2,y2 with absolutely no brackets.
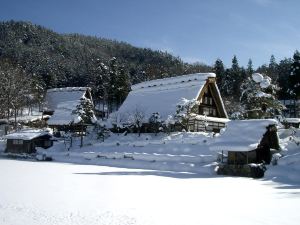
0,159,299,225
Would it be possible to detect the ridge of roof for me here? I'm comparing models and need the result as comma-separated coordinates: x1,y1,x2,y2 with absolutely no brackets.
47,87,90,93
131,73,216,91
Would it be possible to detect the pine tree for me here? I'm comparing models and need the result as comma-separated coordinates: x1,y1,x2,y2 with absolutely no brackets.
268,55,279,81
240,73,283,118
227,55,245,99
246,59,254,77
277,58,293,99
213,59,225,91
290,50,300,98
115,65,130,108
75,98,95,124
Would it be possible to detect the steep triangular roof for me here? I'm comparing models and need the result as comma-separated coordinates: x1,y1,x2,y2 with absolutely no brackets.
116,73,226,122
44,87,92,125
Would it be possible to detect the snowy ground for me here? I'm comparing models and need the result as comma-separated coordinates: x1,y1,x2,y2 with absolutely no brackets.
0,159,300,225
0,127,299,224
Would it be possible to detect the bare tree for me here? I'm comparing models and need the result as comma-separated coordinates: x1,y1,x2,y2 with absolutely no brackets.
0,59,32,126
128,106,146,136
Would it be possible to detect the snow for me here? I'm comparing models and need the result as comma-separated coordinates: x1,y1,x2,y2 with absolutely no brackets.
44,87,89,111
191,114,230,123
44,87,91,125
256,91,272,98
5,129,50,140
0,159,300,225
1,120,300,225
252,73,271,89
116,73,220,122
47,101,81,125
252,73,264,83
210,119,278,152
284,118,300,123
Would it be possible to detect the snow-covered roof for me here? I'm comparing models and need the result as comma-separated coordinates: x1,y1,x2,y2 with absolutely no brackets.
44,87,89,111
191,114,230,123
284,118,300,123
210,119,278,152
44,87,91,126
5,129,51,140
116,73,222,122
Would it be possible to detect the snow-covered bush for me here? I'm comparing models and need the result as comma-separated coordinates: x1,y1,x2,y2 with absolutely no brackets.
148,112,162,135
94,121,111,142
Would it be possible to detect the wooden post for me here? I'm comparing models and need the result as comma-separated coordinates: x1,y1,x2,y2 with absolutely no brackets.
222,150,224,163
80,122,83,148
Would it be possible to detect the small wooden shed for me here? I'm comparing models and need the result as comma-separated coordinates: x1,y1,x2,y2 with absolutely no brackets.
211,119,280,165
5,129,53,154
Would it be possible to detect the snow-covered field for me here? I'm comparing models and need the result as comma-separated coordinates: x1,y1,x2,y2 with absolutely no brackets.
0,127,299,225
0,159,300,225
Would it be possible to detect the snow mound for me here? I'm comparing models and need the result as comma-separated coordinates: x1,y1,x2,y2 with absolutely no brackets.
252,73,264,83
252,73,271,88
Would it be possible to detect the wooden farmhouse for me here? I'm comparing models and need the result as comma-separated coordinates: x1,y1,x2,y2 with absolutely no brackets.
5,129,53,154
211,119,280,165
43,87,94,132
115,73,228,132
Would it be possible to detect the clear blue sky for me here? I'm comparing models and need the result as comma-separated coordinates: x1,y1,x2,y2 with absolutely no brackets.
1,0,299,68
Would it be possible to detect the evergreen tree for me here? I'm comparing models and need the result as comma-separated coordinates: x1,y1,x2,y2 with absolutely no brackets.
213,59,225,90
246,59,254,77
75,97,95,124
277,58,293,99
115,65,131,108
228,55,245,99
268,55,279,81
240,73,283,118
290,50,300,98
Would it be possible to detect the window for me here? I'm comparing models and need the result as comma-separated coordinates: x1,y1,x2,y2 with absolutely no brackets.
12,139,23,145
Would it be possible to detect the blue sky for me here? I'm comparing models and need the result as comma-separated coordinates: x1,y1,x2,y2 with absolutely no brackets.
1,0,299,68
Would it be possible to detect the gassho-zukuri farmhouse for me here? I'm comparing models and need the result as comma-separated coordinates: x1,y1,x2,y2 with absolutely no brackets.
115,72,229,132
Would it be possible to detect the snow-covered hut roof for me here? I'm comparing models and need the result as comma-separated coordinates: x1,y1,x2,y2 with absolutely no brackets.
116,73,224,122
44,87,90,111
5,129,51,140
44,87,91,126
284,118,300,124
210,119,278,152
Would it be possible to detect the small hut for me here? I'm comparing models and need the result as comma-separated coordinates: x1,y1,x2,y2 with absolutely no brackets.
5,129,53,154
210,119,280,178
43,87,95,132
211,119,280,165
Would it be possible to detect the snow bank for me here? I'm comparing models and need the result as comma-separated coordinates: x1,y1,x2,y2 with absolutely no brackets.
265,128,300,184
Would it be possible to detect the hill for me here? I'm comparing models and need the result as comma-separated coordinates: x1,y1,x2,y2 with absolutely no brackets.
0,20,211,89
